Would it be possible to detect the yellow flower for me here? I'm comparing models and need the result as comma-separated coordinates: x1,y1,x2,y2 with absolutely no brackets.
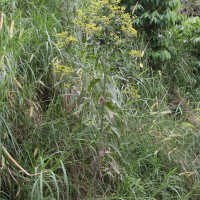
65,84,70,88
123,90,129,94
182,123,195,128
57,32,67,40
67,35,78,42
56,32,78,47
129,50,143,58
53,61,72,76
74,0,137,40
196,117,200,122
123,85,140,98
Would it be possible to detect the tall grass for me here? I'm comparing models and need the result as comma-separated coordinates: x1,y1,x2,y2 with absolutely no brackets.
0,0,200,199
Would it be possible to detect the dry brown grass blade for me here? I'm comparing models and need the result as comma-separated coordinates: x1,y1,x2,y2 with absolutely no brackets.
132,2,138,15
169,134,181,137
0,12,3,30
10,21,14,38
2,144,49,176
151,101,158,111
168,147,177,155
30,106,33,117
187,171,195,177
19,28,24,39
7,167,20,200
1,54,4,66
39,80,46,87
179,172,192,175
14,186,20,200
14,78,22,90
29,54,34,62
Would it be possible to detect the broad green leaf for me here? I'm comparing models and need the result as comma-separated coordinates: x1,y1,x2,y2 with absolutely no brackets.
88,78,101,92
106,83,117,101
95,92,102,104
106,83,121,108
143,12,149,19
105,101,114,111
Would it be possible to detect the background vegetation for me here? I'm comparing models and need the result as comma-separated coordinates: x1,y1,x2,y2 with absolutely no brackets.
0,0,200,199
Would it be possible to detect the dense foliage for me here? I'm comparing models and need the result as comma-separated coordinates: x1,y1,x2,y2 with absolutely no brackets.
0,0,200,199
121,0,186,67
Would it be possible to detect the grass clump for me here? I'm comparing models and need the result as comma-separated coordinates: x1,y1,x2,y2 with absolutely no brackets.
0,0,200,199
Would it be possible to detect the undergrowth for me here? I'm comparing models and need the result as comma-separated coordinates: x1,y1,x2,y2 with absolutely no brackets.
0,0,200,199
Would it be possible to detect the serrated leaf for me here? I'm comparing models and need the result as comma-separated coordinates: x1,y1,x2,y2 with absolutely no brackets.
106,83,121,108
106,83,117,101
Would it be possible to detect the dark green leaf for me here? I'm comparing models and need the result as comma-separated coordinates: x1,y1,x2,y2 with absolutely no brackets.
88,78,101,92
105,101,114,111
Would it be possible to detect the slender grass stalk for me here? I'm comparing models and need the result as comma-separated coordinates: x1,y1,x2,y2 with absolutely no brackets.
99,50,107,153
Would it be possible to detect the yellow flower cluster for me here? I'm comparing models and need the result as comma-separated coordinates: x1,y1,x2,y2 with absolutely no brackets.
123,84,140,98
65,84,70,88
182,123,195,128
85,23,101,35
101,16,110,25
129,50,143,58
57,31,67,39
53,60,72,76
113,35,122,44
54,64,72,74
56,32,77,47
196,117,200,122
75,0,137,41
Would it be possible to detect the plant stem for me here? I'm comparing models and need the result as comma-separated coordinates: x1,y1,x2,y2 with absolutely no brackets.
88,33,108,199
99,57,107,150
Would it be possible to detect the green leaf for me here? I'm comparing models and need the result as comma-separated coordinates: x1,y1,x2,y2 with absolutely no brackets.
88,78,101,92
106,83,121,108
152,11,158,18
95,93,102,104
112,75,128,82
111,126,120,138
143,12,149,19
105,101,114,111
106,83,117,101
70,93,76,105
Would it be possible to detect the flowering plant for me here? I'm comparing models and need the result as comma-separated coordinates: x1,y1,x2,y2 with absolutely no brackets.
75,0,137,46
53,1,144,181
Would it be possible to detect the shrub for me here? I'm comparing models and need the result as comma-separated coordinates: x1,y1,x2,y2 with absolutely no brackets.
120,0,185,68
